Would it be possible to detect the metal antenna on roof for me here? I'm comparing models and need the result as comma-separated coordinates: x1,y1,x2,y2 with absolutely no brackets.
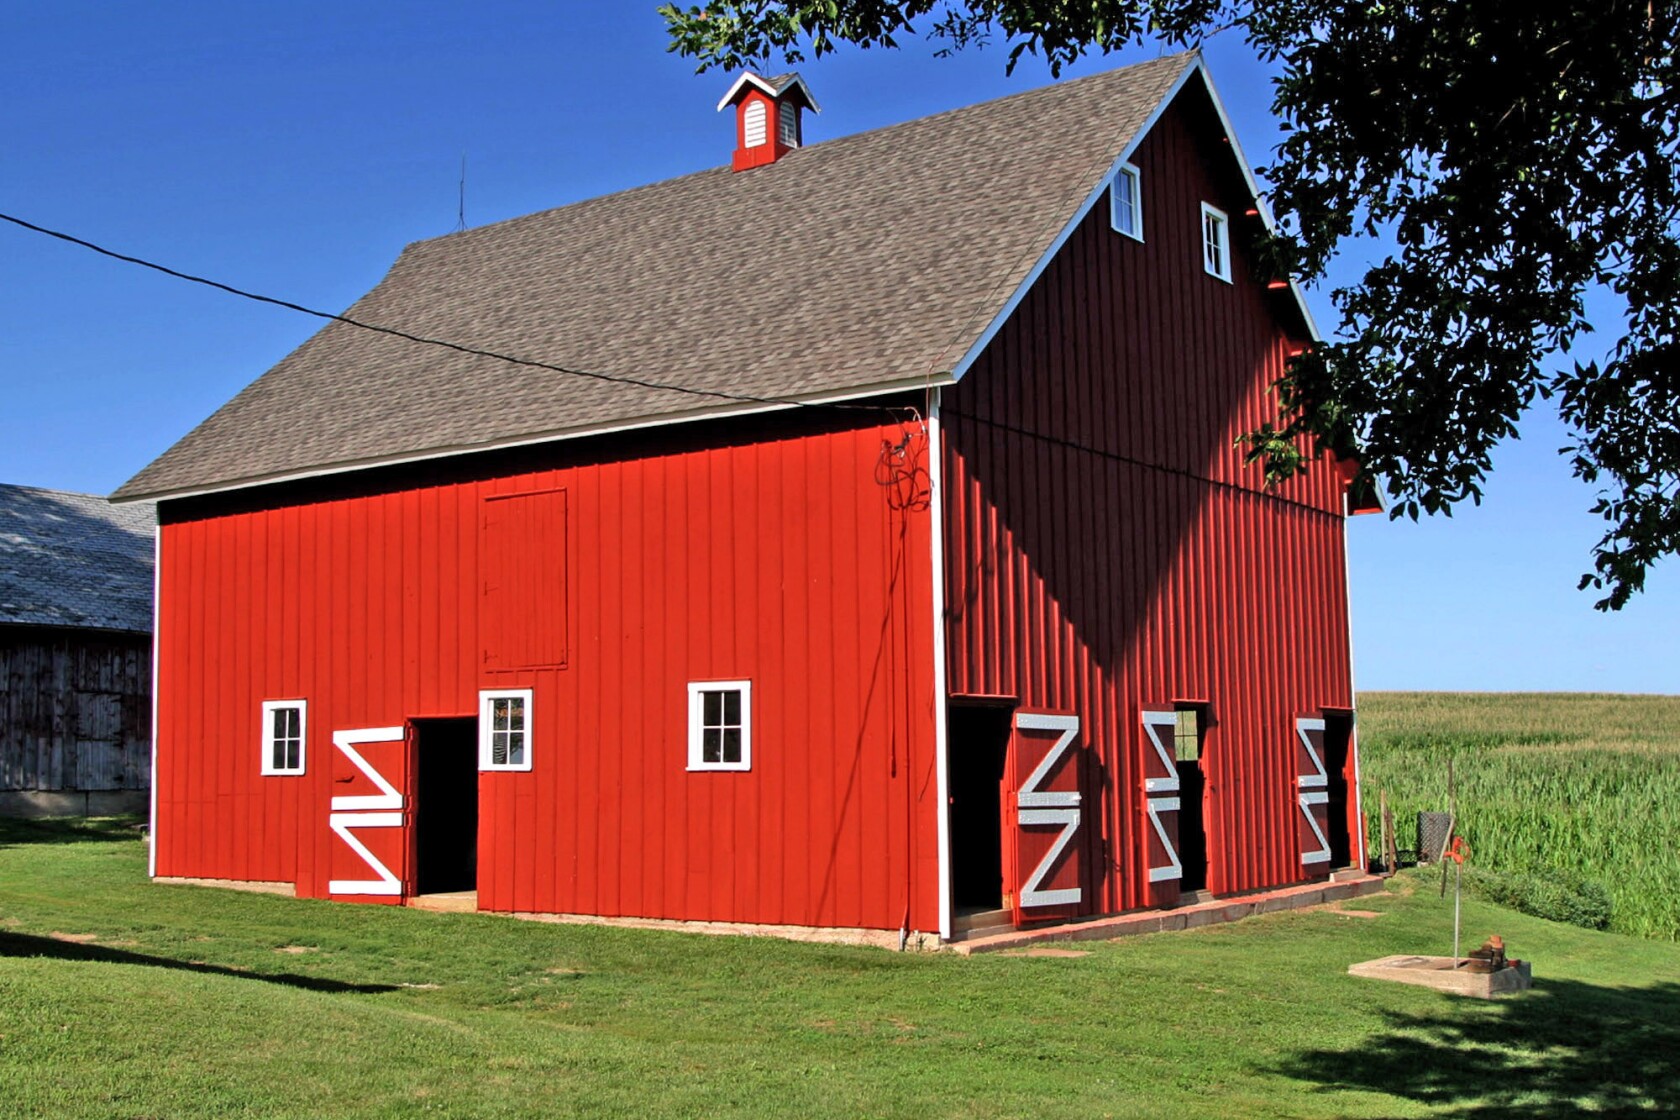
457,153,467,232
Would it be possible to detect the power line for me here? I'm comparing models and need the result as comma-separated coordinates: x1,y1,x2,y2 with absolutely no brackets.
0,210,910,419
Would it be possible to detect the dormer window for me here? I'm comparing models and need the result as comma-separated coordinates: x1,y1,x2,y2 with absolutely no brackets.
718,71,820,171
1111,162,1142,241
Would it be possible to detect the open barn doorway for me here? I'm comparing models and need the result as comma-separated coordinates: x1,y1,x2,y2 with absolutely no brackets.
1322,710,1355,868
410,717,479,897
947,701,1013,929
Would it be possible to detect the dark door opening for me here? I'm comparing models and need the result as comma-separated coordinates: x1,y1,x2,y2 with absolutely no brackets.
1323,711,1355,868
412,717,479,895
947,702,1012,912
1174,706,1209,892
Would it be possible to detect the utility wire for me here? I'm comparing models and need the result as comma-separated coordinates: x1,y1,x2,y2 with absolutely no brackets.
940,406,1341,519
0,210,910,418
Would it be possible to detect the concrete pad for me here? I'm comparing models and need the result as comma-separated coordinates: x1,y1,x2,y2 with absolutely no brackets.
1349,955,1533,998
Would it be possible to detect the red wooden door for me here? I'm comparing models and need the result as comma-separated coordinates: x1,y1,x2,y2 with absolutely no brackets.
1005,711,1085,927
1140,710,1183,907
1294,717,1332,877
326,725,409,902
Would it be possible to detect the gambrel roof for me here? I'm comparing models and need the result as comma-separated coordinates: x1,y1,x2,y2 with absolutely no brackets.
0,484,155,633
118,53,1300,502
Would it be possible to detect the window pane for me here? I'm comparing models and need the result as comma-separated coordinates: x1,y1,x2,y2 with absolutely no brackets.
507,732,525,766
704,690,722,726
723,689,741,726
273,709,289,740
272,741,287,771
493,700,510,731
722,728,742,764
285,740,300,770
702,728,722,764
493,731,508,766
508,696,524,728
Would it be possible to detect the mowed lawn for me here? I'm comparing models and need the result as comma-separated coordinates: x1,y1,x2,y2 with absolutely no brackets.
3,819,1678,1118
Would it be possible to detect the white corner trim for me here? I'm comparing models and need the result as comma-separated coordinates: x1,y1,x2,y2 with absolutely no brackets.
479,688,534,772
686,679,753,772
928,391,953,941
147,526,160,878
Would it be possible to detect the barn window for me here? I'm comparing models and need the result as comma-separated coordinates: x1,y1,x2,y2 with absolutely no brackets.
687,680,752,771
260,700,307,776
1173,705,1205,762
744,100,768,148
1201,203,1232,282
1110,162,1142,240
479,688,533,772
778,100,799,147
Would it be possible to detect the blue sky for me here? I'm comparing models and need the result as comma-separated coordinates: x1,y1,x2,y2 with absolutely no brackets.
2,2,1673,693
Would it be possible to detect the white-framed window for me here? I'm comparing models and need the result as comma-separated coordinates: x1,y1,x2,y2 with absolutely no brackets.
1201,202,1232,282
778,100,798,147
479,688,533,772
1110,162,1142,240
744,99,768,148
260,700,307,776
687,680,752,772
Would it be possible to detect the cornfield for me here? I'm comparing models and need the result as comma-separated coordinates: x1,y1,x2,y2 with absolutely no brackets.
1357,692,1680,941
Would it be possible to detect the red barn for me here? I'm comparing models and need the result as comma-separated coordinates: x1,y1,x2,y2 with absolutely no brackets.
115,53,1368,945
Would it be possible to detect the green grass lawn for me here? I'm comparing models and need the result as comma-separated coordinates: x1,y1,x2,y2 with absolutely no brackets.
2,818,1677,1117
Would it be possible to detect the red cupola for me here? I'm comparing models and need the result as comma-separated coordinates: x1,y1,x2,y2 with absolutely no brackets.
717,71,820,172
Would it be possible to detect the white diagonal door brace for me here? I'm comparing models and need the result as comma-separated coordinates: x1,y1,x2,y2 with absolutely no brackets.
1014,712,1082,909
328,726,406,895
1141,711,1182,883
1295,717,1331,866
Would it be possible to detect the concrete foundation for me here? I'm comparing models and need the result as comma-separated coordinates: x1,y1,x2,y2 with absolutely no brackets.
0,790,148,819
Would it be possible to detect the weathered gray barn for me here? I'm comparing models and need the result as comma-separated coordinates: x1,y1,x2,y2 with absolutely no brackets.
1,484,155,816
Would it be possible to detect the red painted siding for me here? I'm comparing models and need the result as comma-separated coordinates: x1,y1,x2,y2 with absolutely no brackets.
154,417,941,933
942,86,1357,916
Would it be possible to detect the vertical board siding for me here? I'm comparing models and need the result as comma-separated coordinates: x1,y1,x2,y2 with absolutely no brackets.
944,88,1356,916
0,628,151,793
154,418,940,934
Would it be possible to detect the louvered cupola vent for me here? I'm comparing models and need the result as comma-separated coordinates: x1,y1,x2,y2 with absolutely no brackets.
717,71,821,172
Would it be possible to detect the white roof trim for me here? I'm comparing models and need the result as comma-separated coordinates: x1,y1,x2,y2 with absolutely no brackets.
947,57,1319,382
716,72,822,114
114,372,950,505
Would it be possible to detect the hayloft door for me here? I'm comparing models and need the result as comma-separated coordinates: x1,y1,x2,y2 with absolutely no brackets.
1004,711,1085,927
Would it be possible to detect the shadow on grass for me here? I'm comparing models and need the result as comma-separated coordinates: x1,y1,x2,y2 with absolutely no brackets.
0,931,398,995
1277,977,1680,1116
0,816,145,848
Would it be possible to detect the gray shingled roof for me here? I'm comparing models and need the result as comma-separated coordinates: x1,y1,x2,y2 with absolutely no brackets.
0,484,155,633
116,54,1194,502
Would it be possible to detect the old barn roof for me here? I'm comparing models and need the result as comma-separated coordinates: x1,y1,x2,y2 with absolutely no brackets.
117,54,1200,502
0,485,155,633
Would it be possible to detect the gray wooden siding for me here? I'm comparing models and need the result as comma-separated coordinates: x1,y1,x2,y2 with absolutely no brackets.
1,627,151,792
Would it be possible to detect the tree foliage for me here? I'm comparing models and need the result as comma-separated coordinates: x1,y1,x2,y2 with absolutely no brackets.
661,1,1680,608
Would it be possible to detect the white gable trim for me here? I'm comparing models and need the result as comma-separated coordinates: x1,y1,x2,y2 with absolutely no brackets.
716,72,822,113
947,57,1320,383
